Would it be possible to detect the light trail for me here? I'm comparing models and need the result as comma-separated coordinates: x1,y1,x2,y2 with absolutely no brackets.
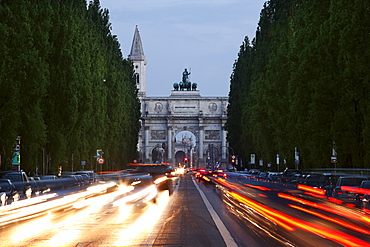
229,191,370,246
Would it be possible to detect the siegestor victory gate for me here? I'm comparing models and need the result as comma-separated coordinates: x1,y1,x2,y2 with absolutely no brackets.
129,26,229,169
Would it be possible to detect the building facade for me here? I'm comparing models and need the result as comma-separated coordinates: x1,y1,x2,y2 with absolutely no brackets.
129,26,230,169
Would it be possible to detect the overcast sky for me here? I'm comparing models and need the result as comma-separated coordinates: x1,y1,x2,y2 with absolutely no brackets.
99,0,266,97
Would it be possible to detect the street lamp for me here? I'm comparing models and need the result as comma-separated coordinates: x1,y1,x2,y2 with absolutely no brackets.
221,146,235,169
206,144,219,170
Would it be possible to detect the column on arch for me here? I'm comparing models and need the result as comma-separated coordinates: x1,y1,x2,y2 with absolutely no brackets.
167,126,172,160
145,126,150,160
221,125,227,160
199,126,204,160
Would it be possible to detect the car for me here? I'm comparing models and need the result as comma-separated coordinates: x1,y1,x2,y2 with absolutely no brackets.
0,179,20,205
257,172,268,180
332,176,368,201
39,175,64,190
31,177,48,193
74,175,85,186
302,174,322,187
74,171,97,184
0,191,6,206
28,177,43,196
361,194,370,210
280,169,302,184
0,171,32,199
317,173,345,196
79,174,90,186
195,168,212,182
133,164,176,194
59,175,80,188
267,172,282,182
354,180,370,207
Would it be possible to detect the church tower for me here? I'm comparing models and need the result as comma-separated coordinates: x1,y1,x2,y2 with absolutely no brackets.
128,25,147,98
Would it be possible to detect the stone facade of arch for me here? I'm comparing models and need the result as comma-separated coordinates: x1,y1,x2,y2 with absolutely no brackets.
138,90,229,168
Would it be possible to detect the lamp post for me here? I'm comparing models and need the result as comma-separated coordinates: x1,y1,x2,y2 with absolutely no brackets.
221,146,234,169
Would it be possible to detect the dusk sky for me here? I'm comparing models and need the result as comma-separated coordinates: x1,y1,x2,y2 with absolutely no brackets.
99,0,266,97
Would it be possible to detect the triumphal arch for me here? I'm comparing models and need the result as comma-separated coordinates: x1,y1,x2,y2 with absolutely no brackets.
129,26,229,168
138,70,229,168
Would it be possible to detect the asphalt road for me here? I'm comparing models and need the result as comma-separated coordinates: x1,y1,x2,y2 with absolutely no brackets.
151,174,290,247
0,173,369,246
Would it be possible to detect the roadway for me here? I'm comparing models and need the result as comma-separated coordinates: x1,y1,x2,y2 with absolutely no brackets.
0,173,369,246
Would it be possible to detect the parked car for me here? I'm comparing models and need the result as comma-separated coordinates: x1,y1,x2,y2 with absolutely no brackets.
39,175,64,191
74,171,97,184
28,177,42,196
267,172,281,182
31,177,48,193
0,179,20,204
280,169,302,184
59,175,80,188
0,191,6,206
303,174,322,187
0,171,31,199
332,176,368,201
79,174,90,186
354,180,370,207
361,194,370,210
318,173,345,196
74,175,85,187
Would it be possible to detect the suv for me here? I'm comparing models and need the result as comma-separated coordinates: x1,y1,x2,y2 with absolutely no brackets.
332,176,368,201
354,180,370,207
0,171,31,199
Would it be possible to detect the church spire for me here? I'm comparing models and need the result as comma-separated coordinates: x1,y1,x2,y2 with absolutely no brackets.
129,25,145,61
129,25,147,98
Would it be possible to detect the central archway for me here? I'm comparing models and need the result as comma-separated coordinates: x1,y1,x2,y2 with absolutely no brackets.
174,131,196,168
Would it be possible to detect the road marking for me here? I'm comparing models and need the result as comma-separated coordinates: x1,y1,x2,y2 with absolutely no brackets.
192,178,238,247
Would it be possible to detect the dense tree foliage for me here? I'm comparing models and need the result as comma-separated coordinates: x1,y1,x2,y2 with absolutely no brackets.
227,0,370,170
0,0,140,174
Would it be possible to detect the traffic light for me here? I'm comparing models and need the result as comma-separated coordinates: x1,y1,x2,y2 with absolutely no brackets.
231,155,236,164
184,157,189,163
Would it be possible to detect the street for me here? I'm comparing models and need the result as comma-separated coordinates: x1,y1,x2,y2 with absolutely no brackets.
0,173,369,246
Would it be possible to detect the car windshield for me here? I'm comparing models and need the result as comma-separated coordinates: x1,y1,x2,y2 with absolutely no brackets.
341,178,366,186
0,182,11,191
362,182,370,189
0,174,21,182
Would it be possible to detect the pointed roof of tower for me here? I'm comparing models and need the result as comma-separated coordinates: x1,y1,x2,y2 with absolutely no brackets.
128,25,145,61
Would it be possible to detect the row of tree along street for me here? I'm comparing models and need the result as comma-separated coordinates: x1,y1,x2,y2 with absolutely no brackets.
0,0,141,173
226,0,370,170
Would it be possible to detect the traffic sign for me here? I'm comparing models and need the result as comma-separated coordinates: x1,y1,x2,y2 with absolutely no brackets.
97,158,105,164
